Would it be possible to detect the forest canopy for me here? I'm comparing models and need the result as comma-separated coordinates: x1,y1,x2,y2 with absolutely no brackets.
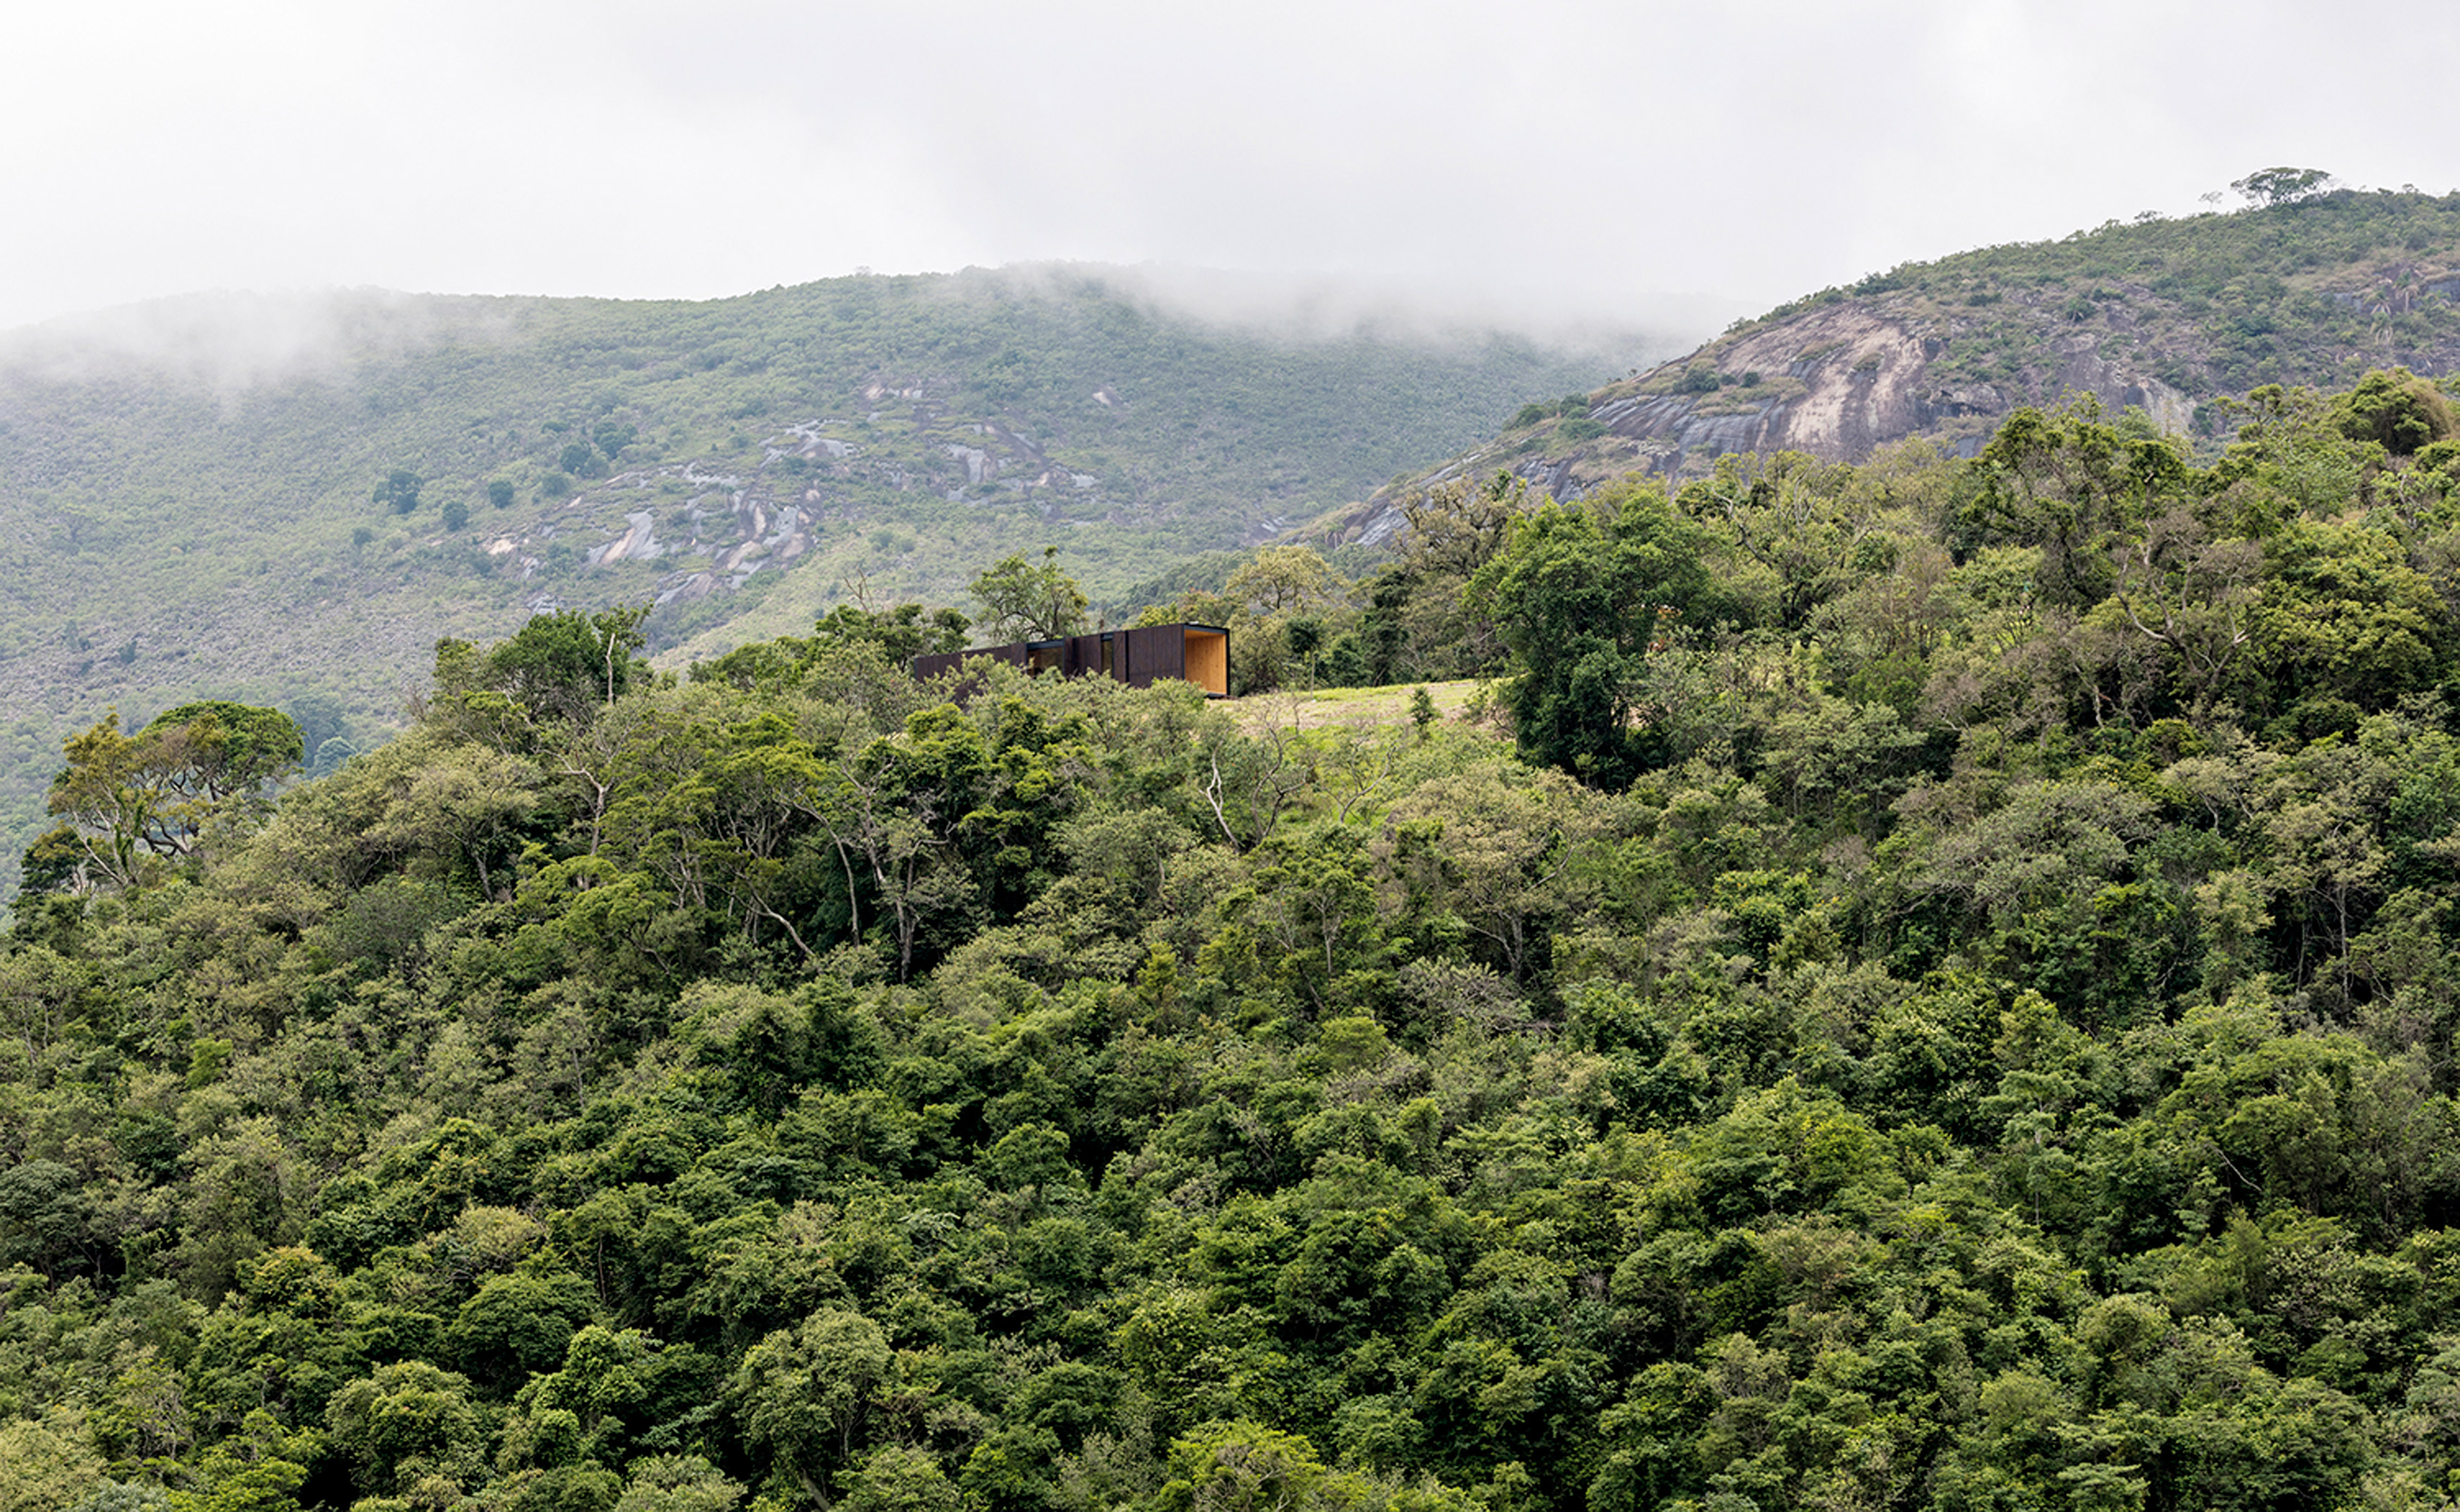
5,374,2460,1511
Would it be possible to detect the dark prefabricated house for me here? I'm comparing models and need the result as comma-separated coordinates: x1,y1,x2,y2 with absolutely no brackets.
912,623,1230,697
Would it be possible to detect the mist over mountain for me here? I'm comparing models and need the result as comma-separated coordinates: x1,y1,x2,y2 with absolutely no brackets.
4,268,1729,391
1,289,518,393
0,266,1696,894
1011,263,1743,358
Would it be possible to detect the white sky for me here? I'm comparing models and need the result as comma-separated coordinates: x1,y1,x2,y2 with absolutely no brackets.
5,0,2456,338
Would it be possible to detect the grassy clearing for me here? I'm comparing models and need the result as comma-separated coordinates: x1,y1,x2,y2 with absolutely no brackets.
1226,677,1496,735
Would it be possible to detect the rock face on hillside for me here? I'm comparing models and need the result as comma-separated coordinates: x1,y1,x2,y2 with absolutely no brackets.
1316,296,2210,546
1586,302,2196,470
1310,191,2460,546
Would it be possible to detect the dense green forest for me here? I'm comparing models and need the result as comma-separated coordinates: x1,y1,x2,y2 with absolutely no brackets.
0,270,1662,899
6,370,2460,1511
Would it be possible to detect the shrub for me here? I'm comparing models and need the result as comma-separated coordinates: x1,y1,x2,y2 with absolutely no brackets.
2334,367,2456,455
373,468,422,515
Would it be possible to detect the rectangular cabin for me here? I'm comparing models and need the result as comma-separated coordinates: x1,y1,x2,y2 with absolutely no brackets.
912,623,1229,697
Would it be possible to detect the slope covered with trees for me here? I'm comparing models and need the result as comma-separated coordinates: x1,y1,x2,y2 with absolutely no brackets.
5,371,2460,1510
0,270,1670,896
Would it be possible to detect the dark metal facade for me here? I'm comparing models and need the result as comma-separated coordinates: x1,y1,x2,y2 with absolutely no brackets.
912,624,1229,696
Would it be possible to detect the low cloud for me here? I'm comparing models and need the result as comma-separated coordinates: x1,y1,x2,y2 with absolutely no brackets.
989,261,1737,367
0,288,518,395
0,268,1733,408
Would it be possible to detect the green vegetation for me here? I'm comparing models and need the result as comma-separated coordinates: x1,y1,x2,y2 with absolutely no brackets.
971,549,1091,642
1732,187,2460,402
27,700,303,895
1349,187,2460,529
6,375,2460,1510
0,272,1655,899
1132,476,1532,696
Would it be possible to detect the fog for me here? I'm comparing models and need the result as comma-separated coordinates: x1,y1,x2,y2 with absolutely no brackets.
0,269,1716,407
984,262,1737,362
0,289,520,393
6,0,2457,344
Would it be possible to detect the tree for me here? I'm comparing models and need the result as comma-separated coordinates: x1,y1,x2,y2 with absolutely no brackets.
356,738,544,899
372,468,422,515
1246,825,1379,1011
2332,367,2456,456
324,1363,488,1501
1958,401,2193,609
435,606,651,740
804,706,998,979
1153,1421,1384,1512
488,477,517,509
814,601,972,661
2251,520,2446,717
0,1412,105,1512
38,702,303,891
972,549,1089,640
839,1445,961,1512
147,701,305,796
616,1456,744,1512
603,702,836,960
1356,472,1527,683
0,1160,100,1278
1467,479,1734,789
2106,502,2263,722
1226,546,1343,619
2232,167,2335,207
730,1308,894,1503
282,691,349,772
165,1410,317,1512
446,1272,598,1385
1680,449,1896,632
1216,546,1350,691
1379,764,1602,984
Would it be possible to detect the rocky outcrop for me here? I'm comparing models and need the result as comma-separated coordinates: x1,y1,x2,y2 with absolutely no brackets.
1579,303,2202,471
1309,271,2391,551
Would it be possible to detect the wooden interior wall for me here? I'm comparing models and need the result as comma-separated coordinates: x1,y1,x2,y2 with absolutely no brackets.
1183,629,1229,696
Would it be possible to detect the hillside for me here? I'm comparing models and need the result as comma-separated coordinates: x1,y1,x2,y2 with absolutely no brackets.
6,376,2460,1510
0,270,1677,891
1317,186,2460,544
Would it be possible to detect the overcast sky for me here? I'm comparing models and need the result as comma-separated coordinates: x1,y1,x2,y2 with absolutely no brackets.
7,0,2458,341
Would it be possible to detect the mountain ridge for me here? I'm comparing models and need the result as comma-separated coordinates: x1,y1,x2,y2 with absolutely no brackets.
1312,187,2460,546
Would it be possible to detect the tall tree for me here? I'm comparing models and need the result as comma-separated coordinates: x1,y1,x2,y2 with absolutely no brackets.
432,605,650,744
1467,479,1733,789
32,702,302,893
971,549,1090,641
